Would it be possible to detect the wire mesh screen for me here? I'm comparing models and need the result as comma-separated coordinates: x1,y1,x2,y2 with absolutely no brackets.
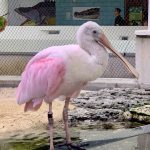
0,0,148,77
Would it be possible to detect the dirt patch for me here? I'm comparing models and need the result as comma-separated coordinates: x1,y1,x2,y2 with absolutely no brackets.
0,88,75,136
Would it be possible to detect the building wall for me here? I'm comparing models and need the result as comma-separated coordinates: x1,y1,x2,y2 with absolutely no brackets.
8,0,42,25
56,0,124,25
8,0,124,26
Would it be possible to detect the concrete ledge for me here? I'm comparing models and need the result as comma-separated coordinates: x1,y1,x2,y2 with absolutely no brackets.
0,76,140,89
85,78,139,90
0,76,21,87
135,30,150,37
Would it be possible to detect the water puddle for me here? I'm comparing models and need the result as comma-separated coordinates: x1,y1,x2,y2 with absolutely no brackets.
0,122,150,150
0,128,81,150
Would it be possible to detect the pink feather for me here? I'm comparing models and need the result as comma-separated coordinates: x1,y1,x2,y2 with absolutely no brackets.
16,55,66,111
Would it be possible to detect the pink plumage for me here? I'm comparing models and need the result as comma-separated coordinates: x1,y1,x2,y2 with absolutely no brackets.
17,49,66,112
16,21,136,150
16,44,90,112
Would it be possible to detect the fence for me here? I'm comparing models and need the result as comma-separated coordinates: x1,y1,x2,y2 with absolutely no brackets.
0,0,148,78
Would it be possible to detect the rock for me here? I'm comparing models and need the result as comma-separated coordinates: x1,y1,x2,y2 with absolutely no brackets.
69,88,150,127
130,105,150,116
124,105,150,123
123,111,133,121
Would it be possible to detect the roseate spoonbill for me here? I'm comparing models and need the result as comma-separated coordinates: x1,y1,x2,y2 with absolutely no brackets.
16,21,138,150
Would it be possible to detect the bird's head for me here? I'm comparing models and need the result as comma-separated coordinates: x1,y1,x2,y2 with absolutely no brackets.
77,21,102,46
77,21,139,78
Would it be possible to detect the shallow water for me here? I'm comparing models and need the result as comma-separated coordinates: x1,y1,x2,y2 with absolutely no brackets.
0,128,81,150
1,132,150,150
1,123,150,150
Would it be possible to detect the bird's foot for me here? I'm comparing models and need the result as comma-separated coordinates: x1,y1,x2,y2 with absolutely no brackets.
66,143,87,150
58,142,88,150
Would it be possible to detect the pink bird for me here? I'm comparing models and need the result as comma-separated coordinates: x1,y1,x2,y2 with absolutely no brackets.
16,21,138,150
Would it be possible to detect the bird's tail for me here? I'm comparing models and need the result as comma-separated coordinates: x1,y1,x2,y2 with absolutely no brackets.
24,98,43,112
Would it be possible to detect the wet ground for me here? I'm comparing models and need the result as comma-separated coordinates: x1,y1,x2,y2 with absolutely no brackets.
1,123,150,150
1,131,150,150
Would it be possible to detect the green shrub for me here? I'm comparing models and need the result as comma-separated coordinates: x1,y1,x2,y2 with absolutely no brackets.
0,17,5,28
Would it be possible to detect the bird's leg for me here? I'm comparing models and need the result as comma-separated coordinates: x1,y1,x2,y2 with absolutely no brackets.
60,98,87,150
63,98,72,144
48,102,54,150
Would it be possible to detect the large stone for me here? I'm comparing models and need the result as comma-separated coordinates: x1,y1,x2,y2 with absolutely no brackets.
69,88,150,126
124,105,150,123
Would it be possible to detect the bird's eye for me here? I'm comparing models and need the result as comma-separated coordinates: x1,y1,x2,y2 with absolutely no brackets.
93,30,97,34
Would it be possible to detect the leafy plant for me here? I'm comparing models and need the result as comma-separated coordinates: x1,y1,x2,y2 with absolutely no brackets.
0,17,5,28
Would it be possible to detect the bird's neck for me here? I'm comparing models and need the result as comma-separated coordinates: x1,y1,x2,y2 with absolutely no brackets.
79,40,109,81
80,40,107,60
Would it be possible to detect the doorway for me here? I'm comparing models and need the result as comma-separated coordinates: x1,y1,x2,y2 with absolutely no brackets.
125,0,148,26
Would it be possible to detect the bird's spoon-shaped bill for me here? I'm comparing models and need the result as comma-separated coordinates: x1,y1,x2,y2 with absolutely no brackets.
99,32,139,79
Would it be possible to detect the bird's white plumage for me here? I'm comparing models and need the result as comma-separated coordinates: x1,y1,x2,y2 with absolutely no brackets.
16,21,138,150
17,21,109,109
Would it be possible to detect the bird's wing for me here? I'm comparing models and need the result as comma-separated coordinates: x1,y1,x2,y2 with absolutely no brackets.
16,56,66,108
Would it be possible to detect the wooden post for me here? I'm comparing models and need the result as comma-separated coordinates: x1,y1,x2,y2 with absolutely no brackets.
148,0,150,30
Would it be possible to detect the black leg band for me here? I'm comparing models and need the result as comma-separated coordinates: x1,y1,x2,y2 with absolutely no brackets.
48,112,53,125
48,112,53,119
